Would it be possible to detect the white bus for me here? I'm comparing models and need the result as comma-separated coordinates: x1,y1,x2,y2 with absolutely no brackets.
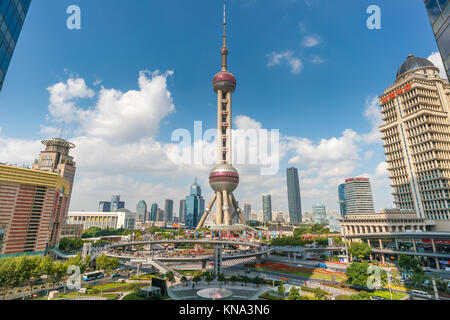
411,290,432,299
82,271,105,281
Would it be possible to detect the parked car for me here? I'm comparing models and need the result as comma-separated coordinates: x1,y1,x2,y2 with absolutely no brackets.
316,263,327,269
423,267,432,272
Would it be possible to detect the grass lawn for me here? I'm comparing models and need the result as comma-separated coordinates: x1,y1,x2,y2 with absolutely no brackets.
130,274,160,280
46,291,121,300
122,292,170,300
252,266,346,282
177,270,203,277
371,290,407,300
259,291,314,300
87,282,148,292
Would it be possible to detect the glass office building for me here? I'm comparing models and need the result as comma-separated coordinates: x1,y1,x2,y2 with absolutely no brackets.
150,203,158,222
312,204,328,225
286,167,302,224
0,0,31,91
424,0,450,79
262,195,272,223
338,184,347,217
185,179,205,229
136,200,147,222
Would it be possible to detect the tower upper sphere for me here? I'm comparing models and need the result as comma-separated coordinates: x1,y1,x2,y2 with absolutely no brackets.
212,4,237,93
213,71,236,93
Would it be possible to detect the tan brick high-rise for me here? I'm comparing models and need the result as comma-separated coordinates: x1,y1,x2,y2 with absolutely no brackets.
379,54,450,230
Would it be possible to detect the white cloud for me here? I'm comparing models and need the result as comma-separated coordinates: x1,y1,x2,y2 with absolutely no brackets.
0,136,42,166
362,96,383,144
1,69,396,214
79,70,175,142
428,51,448,80
48,71,175,143
47,78,95,123
234,115,262,130
267,51,303,74
39,125,61,137
312,55,325,65
302,35,321,47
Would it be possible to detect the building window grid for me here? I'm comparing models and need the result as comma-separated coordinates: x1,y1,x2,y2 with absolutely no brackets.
0,0,29,85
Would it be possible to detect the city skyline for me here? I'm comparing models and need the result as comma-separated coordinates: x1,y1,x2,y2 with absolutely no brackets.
0,1,448,216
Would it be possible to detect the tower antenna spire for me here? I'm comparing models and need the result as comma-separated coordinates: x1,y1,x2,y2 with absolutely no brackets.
221,4,229,71
223,4,226,47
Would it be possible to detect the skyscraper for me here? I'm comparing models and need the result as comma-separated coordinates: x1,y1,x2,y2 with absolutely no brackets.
312,204,327,225
179,199,186,223
286,167,302,224
338,183,347,217
164,200,173,224
262,195,272,223
195,6,246,230
424,0,449,79
244,203,251,221
111,195,125,212
98,195,125,212
157,208,164,222
150,203,158,222
0,0,32,91
136,200,147,222
0,164,70,255
344,178,375,215
379,54,450,228
185,179,205,229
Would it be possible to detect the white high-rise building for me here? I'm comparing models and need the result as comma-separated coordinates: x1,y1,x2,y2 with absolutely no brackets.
379,54,450,230
344,178,375,215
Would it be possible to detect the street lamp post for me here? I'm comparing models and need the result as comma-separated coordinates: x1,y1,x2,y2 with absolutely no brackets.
387,267,393,300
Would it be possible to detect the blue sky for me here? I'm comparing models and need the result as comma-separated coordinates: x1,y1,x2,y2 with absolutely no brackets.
0,0,447,217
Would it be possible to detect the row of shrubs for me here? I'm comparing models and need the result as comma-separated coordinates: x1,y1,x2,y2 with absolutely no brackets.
1,282,64,295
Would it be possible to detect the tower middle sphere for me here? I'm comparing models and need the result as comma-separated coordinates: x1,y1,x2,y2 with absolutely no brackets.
209,164,239,192
212,71,236,93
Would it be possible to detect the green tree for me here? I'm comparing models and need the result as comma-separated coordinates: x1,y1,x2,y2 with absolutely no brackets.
217,273,226,284
348,242,372,260
95,254,120,296
277,284,285,296
50,261,67,286
346,262,370,287
314,288,328,300
253,276,263,287
0,257,19,300
95,254,120,273
15,256,43,299
166,271,175,285
350,291,371,300
288,286,300,300
180,276,188,286
192,275,202,287
398,255,423,275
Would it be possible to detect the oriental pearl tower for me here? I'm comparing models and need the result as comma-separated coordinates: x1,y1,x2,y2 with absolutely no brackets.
195,6,246,231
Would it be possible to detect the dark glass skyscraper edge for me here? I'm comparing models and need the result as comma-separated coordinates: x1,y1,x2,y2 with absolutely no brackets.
0,0,31,91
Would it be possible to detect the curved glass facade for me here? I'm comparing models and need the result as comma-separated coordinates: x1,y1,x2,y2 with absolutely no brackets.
425,0,450,79
0,0,31,91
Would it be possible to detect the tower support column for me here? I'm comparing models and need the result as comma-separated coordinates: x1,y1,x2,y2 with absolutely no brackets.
222,189,231,225
216,191,223,225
